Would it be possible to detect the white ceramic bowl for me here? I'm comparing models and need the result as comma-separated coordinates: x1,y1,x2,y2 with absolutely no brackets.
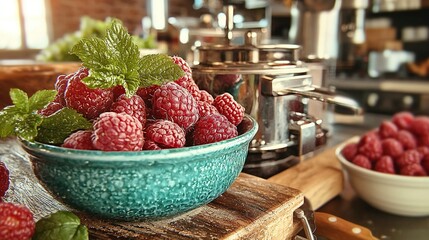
336,138,429,217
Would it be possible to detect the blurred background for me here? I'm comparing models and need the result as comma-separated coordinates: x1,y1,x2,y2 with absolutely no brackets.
0,0,428,114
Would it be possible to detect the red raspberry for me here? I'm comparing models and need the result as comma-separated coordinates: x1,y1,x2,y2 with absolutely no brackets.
53,73,72,105
418,134,429,147
174,74,201,100
152,82,199,130
112,85,126,100
92,112,144,151
199,90,214,104
193,114,238,145
417,146,429,156
62,130,96,150
213,93,245,126
410,116,429,136
422,154,429,173
111,94,147,127
144,120,186,149
358,133,382,161
395,149,422,168
396,130,417,150
381,138,404,158
137,85,159,108
374,155,395,174
399,164,427,176
38,101,63,117
64,67,114,120
0,162,9,198
171,55,192,75
378,121,398,139
0,202,35,240
143,140,162,150
351,154,372,170
341,143,358,161
197,101,219,118
392,111,414,130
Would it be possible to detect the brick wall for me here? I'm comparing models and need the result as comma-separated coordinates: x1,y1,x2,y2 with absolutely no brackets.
48,0,194,40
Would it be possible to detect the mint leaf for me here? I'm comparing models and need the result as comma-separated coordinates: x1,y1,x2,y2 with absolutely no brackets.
10,88,29,112
70,19,141,97
36,107,92,145
29,89,57,112
0,89,55,141
33,211,89,240
139,54,184,87
14,113,43,141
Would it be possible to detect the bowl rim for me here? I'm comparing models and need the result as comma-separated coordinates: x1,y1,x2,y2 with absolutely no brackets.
336,136,429,182
20,115,258,163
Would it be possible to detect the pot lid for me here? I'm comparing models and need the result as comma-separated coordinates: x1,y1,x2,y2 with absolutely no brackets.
192,31,308,74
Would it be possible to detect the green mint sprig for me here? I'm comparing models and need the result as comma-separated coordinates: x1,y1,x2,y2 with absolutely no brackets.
0,89,91,144
0,89,56,141
33,211,89,240
70,19,184,97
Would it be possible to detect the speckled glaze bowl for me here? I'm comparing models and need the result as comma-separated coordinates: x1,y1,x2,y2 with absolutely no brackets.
20,116,257,221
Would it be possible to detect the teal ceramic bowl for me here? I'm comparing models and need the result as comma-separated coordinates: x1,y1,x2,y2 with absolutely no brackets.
20,116,257,221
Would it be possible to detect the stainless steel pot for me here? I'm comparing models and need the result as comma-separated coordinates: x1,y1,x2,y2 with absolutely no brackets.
192,31,361,155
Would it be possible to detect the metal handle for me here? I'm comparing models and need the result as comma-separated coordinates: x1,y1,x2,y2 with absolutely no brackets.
261,74,362,115
295,208,316,240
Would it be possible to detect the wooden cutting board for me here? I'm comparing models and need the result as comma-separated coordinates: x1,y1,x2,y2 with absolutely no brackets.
1,138,304,240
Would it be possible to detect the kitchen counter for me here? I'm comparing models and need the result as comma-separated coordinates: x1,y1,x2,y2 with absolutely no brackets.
318,113,429,240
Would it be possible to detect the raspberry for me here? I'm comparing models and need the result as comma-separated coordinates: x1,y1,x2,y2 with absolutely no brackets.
0,162,9,198
422,154,429,173
64,67,114,120
213,93,245,126
381,138,404,158
417,146,429,156
53,73,72,106
410,116,429,136
144,120,186,148
0,202,35,240
92,112,144,151
62,130,96,150
399,164,427,176
38,102,63,117
395,149,422,168
213,74,241,89
174,74,201,100
374,155,395,174
392,111,414,130
197,101,219,118
143,140,162,150
112,85,126,100
193,114,238,145
358,133,382,161
341,143,358,161
378,121,398,139
351,154,372,170
137,85,159,108
418,134,429,147
152,82,199,130
396,130,417,150
171,56,192,75
199,90,214,104
111,94,147,126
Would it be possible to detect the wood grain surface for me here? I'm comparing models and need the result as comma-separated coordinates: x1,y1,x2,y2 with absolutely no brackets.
268,143,344,210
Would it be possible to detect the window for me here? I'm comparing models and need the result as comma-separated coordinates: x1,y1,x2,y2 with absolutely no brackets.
0,0,49,49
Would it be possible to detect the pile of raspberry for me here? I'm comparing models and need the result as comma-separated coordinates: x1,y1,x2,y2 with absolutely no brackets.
341,111,429,177
40,56,245,151
1,162,36,240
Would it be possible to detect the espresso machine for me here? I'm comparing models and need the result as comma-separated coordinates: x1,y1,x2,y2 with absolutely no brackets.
192,4,362,178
